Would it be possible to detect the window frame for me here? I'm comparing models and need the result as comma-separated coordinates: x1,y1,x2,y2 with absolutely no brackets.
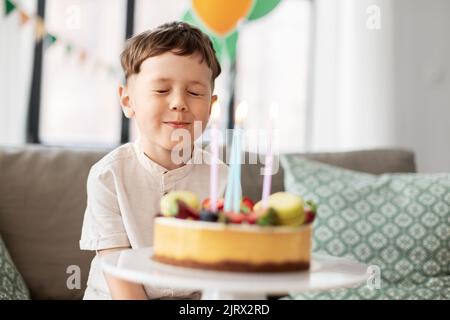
27,0,136,146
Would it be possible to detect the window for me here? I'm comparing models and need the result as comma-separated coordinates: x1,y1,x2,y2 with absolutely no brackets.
39,0,126,147
236,0,313,153
34,0,313,150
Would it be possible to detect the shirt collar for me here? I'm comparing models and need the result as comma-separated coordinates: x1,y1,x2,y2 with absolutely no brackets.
133,138,203,181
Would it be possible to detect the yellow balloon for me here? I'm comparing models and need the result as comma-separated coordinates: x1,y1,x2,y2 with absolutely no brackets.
192,0,254,36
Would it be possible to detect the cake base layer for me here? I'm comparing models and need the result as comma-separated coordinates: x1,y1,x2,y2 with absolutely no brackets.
153,255,310,272
153,218,312,272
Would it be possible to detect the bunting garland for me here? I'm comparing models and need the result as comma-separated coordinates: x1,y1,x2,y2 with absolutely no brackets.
3,0,120,77
44,32,57,46
5,0,15,16
18,8,29,25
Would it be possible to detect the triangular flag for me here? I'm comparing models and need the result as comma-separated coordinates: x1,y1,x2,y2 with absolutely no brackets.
5,0,16,16
45,32,57,46
65,43,73,55
79,50,86,63
18,9,30,25
35,17,46,41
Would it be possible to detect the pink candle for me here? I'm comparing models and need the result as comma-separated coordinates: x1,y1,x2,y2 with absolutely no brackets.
209,101,220,212
261,128,272,208
262,103,277,208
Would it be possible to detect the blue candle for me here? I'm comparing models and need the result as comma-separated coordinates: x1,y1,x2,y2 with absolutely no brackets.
224,101,247,213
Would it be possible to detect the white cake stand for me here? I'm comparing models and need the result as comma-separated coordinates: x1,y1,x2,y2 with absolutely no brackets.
101,247,369,300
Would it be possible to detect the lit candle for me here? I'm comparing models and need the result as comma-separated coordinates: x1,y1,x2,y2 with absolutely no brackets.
209,101,220,212
224,101,248,213
261,103,278,208
232,101,248,212
224,137,236,212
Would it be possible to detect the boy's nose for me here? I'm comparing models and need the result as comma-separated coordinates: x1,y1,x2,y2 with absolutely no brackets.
169,96,188,111
169,103,188,112
169,91,189,112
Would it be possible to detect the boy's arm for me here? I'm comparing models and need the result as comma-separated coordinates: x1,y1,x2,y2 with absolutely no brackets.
98,247,148,300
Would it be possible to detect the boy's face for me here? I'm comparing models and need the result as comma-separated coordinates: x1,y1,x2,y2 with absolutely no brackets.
119,51,217,153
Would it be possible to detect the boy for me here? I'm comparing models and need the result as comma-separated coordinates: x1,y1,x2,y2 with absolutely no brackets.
80,22,228,299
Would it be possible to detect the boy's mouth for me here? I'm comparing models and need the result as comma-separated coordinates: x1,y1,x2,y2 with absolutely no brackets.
163,121,192,129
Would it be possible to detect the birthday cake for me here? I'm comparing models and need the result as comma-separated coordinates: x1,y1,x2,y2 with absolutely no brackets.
152,191,316,272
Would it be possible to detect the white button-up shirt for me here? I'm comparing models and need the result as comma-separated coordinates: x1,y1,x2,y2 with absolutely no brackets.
80,139,228,299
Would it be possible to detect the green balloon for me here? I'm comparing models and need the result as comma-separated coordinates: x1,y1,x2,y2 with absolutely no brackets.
181,9,231,63
210,35,225,62
225,31,239,63
247,0,282,21
181,9,200,29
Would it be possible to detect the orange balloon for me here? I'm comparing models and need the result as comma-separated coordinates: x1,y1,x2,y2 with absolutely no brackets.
192,0,254,36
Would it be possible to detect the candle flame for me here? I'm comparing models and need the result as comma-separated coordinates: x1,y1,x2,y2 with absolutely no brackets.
211,100,221,120
235,101,248,124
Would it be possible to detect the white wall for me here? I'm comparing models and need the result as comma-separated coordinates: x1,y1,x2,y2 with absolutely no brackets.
391,0,450,173
311,0,450,173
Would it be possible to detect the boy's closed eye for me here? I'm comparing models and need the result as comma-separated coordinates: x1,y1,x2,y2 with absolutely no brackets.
152,88,205,97
153,89,169,94
188,90,204,97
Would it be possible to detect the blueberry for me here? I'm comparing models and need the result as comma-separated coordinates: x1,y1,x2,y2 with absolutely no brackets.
199,210,219,222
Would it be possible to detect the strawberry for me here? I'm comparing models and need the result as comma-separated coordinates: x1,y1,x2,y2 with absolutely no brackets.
304,200,317,224
304,208,315,224
241,197,255,212
223,212,247,224
241,210,263,224
202,198,224,211
176,200,199,220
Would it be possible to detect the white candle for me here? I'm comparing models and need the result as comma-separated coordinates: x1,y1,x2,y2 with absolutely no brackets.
209,101,220,212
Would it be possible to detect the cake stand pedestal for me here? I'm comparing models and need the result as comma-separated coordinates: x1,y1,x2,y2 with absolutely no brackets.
101,247,369,300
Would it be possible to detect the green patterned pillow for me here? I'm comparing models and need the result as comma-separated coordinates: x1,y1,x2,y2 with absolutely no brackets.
280,156,450,300
0,235,30,300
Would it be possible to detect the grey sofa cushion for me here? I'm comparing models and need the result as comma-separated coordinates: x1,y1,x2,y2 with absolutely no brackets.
241,148,416,202
0,145,416,299
0,145,107,299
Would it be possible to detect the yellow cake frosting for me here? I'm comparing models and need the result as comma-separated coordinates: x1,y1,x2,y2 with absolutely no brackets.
153,217,312,272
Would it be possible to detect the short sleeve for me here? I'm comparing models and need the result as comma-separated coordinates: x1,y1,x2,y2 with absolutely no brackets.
79,168,130,251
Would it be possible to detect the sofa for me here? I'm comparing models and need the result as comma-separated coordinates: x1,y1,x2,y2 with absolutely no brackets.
0,144,416,299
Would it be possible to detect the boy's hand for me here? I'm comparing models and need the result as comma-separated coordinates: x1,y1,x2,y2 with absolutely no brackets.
99,247,148,300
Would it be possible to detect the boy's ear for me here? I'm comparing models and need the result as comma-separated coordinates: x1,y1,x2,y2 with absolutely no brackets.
118,84,135,118
209,95,218,115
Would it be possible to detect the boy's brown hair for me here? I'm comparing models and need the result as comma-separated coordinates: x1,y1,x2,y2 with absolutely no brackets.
120,21,221,87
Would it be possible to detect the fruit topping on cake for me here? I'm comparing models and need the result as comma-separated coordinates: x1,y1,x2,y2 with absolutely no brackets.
159,191,317,227
160,191,200,220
